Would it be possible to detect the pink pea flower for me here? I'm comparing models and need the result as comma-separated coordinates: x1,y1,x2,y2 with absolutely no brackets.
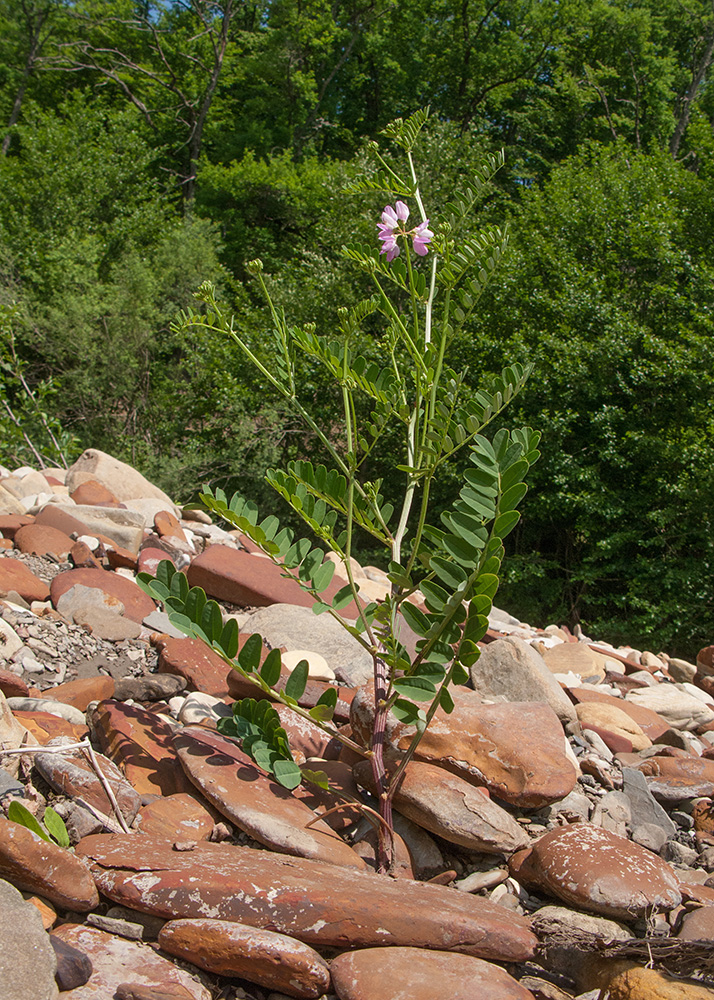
377,201,433,261
412,220,434,256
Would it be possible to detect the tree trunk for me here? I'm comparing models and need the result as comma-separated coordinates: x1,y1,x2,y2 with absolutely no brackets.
2,4,49,156
670,27,714,159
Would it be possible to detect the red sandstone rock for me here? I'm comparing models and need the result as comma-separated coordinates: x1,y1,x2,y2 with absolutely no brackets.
354,758,530,855
70,479,121,506
70,539,103,568
636,755,714,803
274,703,343,761
154,511,187,545
187,544,363,618
14,523,74,560
156,634,255,696
35,741,141,825
173,726,366,869
51,923,211,999
0,667,29,699
0,557,50,602
135,793,215,841
106,545,139,571
579,721,634,754
50,567,155,623
158,918,331,998
568,685,670,742
0,816,98,910
138,547,176,575
351,686,577,808
677,905,714,941
44,674,115,711
13,709,88,743
329,947,536,1000
90,700,194,797
76,834,538,962
0,514,34,540
510,823,681,920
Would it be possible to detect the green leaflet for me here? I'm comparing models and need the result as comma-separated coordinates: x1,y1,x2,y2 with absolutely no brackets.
392,676,436,701
285,660,309,701
7,800,52,843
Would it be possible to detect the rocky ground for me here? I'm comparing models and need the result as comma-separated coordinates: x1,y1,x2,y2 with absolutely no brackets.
1,449,714,999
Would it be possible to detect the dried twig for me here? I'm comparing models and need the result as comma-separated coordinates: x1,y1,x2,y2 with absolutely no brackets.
1,738,133,835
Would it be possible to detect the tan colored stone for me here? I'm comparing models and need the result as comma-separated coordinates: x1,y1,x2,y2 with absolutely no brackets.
66,449,176,510
542,643,608,681
569,686,670,741
0,484,27,514
575,702,652,751
0,688,38,775
582,958,714,999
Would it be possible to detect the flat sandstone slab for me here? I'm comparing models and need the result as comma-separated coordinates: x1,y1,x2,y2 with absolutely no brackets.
76,835,537,963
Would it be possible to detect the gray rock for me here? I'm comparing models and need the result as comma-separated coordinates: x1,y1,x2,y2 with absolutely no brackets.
6,696,86,725
177,691,233,726
590,790,631,837
0,877,58,1000
621,767,676,839
0,617,23,659
540,789,591,824
142,609,187,638
0,770,25,800
661,840,698,865
667,657,697,683
532,904,631,984
72,607,142,641
56,584,125,622
245,603,373,685
455,868,509,893
625,685,714,730
113,673,187,702
58,503,146,553
469,636,577,725
631,822,668,853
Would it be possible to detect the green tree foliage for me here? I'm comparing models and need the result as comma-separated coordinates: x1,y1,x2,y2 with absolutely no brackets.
0,0,712,657
466,142,714,655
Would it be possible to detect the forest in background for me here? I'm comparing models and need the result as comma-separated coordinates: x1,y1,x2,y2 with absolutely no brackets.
0,0,713,657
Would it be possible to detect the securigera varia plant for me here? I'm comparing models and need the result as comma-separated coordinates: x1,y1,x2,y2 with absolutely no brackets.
140,109,539,873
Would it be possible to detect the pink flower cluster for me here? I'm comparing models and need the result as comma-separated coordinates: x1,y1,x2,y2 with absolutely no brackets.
377,201,433,262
